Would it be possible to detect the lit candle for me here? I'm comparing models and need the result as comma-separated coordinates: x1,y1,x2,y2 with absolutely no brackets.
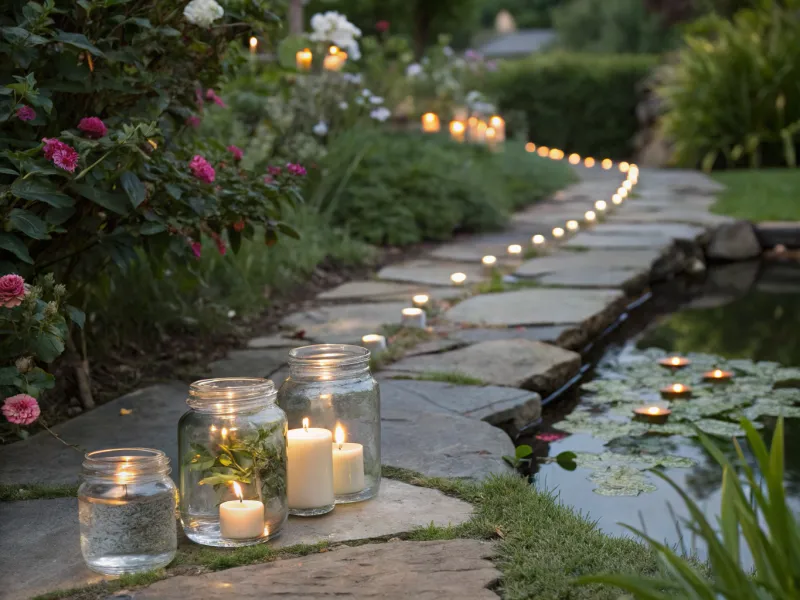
412,294,429,309
532,234,545,246
489,115,505,141
525,142,536,153
323,46,347,71
219,481,265,540
658,356,691,369
449,120,465,142
332,424,365,496
476,120,487,142
296,48,312,71
507,244,522,256
249,37,258,55
568,153,581,165
287,418,334,514
618,187,628,198
361,333,387,353
584,210,596,222
660,383,693,400
401,307,426,328
619,161,630,173
552,227,565,238
703,369,733,382
612,194,623,205
623,180,633,191
537,146,549,157
422,112,440,133
566,220,579,232
633,405,671,424
601,159,613,170
482,255,497,273
450,272,467,285
485,126,497,148
584,157,595,168
549,148,562,160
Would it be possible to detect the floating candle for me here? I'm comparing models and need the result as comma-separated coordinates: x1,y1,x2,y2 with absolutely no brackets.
566,220,579,232
703,369,733,382
552,227,565,238
633,405,671,424
658,356,691,369
361,334,387,353
450,272,467,285
401,307,426,328
595,200,607,212
220,482,265,540
332,425,365,497
532,234,545,245
660,383,693,399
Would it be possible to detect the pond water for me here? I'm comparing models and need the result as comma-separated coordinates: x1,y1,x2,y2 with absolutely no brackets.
532,258,800,561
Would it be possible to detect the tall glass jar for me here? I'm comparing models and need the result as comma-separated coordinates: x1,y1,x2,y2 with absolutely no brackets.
178,378,287,547
78,448,177,575
278,344,381,504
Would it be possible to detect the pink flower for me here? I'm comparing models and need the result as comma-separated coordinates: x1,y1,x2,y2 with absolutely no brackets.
211,232,227,255
263,175,274,184
16,106,36,121
2,394,40,426
267,166,282,176
535,432,568,443
233,220,246,232
376,20,390,32
0,274,26,308
189,154,215,183
186,115,202,128
41,138,79,172
205,89,227,108
227,145,243,161
191,241,202,258
286,163,306,176
78,116,108,138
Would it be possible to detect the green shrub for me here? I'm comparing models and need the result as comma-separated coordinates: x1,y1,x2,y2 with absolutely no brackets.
489,52,657,159
658,1,800,170
553,0,676,54
311,130,575,246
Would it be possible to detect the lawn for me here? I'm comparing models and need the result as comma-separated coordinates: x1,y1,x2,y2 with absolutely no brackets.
711,169,800,222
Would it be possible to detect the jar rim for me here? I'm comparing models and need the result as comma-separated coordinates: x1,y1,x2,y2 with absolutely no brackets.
188,377,277,412
83,447,170,478
288,344,369,366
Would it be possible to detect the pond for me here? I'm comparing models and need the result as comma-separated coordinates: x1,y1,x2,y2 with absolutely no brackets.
531,258,800,562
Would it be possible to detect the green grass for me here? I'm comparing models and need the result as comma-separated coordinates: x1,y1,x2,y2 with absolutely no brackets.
369,325,440,371
711,169,800,222
0,483,78,502
408,371,488,386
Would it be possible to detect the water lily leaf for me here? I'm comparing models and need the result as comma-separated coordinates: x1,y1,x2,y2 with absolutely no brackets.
515,444,533,460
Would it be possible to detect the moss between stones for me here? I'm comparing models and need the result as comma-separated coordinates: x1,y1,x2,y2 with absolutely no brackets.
0,483,79,502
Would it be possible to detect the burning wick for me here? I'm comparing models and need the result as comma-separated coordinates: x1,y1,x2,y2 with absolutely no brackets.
232,481,244,503
335,424,344,451
302,417,309,433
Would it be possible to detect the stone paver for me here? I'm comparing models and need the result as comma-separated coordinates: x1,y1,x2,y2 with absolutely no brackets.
607,210,734,227
516,250,660,278
536,267,647,291
280,301,407,343
209,348,287,378
0,383,188,485
401,338,465,358
575,222,706,241
449,325,573,345
445,288,625,329
383,339,580,395
317,280,452,303
246,334,307,349
131,540,500,600
378,259,488,287
564,232,676,251
638,168,724,195
380,379,540,432
382,409,515,479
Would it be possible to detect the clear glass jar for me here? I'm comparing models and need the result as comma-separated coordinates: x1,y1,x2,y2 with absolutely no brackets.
78,448,177,575
278,344,381,505
178,378,287,547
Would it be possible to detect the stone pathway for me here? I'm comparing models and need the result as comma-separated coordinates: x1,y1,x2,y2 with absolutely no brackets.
0,163,730,600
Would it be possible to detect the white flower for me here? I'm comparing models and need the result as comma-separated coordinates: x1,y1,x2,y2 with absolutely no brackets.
361,88,372,97
183,0,224,27
370,107,391,122
309,11,362,60
369,96,384,104
339,101,348,110
227,309,236,319
442,45,454,57
313,121,329,136
406,63,423,77
465,90,482,104
342,73,362,85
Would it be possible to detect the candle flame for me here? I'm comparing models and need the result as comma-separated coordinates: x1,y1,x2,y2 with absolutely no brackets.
507,244,522,254
671,357,681,365
450,272,467,284
647,407,660,415
482,255,497,265
450,121,465,134
490,116,504,127
568,153,580,165
413,294,429,304
525,142,536,153
402,307,423,316
232,481,244,501
714,369,723,377
302,417,309,432
329,45,339,55
249,36,257,49
335,424,345,446
423,112,436,123
585,210,596,221
602,159,613,170
362,334,383,342
566,220,579,231
595,200,607,211
619,161,630,173
532,234,545,245
552,227,565,238
672,384,684,392
584,157,595,168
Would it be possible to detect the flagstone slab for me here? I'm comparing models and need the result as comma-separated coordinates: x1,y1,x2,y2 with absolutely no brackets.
536,267,647,291
317,280,452,303
638,168,725,195
578,222,706,241
564,232,676,251
382,339,580,396
131,540,499,600
607,210,734,227
379,379,541,432
515,250,660,279
428,241,524,263
377,259,488,287
208,348,288,378
280,301,407,343
448,325,573,345
382,409,515,479
246,334,308,349
0,383,188,485
445,288,625,329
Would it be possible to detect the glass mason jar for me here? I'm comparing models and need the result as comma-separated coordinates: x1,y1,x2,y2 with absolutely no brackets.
78,448,177,575
278,344,381,505
178,378,287,547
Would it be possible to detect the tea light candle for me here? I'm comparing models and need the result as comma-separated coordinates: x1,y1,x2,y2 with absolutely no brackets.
525,142,536,153
482,255,497,273
623,180,633,191
633,405,671,424
449,120,465,142
401,307,426,328
568,153,581,165
602,159,613,170
296,48,312,71
532,234,545,246
566,220,579,232
704,369,733,382
537,146,549,157
552,227,565,238
361,334,387,353
618,187,628,198
450,272,467,285
619,161,630,173
220,482,265,539
584,210,596,222
422,112,440,133
549,148,562,160
332,425,365,496
287,418,334,514
475,120,487,142
612,194,623,205
507,244,522,257
489,115,505,141
658,356,691,369
412,294,429,309
595,200,607,212
249,37,258,55
584,157,595,168
323,46,347,71
660,383,693,399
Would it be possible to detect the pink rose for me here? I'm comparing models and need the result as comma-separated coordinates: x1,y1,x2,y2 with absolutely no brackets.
78,116,108,138
191,241,202,258
189,155,215,183
186,115,202,128
205,89,227,108
227,145,243,161
41,138,79,172
286,163,306,176
267,166,282,176
16,106,36,121
2,394,40,426
0,274,26,308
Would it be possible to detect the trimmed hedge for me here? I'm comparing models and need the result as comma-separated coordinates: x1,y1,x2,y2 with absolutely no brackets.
488,52,658,160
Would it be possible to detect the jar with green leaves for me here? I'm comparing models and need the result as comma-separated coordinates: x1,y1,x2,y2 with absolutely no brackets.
178,378,287,547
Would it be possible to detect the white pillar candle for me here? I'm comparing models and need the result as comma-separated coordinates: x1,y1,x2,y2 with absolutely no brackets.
481,255,497,274
361,334,386,353
552,227,565,238
507,244,522,257
595,200,607,212
450,272,467,285
532,234,545,246
287,418,334,512
412,294,429,309
332,425,365,496
584,210,596,222
401,307,426,328
220,482,264,539
566,220,579,232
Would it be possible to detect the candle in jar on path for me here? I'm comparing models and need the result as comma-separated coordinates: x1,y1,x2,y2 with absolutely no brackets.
332,425,365,496
287,418,334,515
220,482,264,539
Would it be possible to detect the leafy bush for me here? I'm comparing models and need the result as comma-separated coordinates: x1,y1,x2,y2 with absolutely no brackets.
578,417,800,598
553,0,676,54
311,129,575,245
658,1,800,169
488,52,657,159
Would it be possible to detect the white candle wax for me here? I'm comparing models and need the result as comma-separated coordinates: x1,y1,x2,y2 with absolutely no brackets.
361,334,387,353
220,499,265,539
287,423,334,510
401,307,426,328
332,442,365,495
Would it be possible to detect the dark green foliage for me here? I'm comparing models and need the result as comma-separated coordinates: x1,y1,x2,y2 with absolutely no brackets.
313,130,575,246
488,52,658,159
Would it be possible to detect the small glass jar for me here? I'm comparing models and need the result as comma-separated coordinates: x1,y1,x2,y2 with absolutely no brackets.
278,344,381,505
178,378,287,547
78,448,177,575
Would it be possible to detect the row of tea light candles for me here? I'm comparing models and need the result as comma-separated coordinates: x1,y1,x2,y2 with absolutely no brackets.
219,419,364,539
633,356,734,423
422,113,506,146
293,46,348,71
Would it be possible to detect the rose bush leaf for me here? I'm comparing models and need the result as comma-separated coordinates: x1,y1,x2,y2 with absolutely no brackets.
0,232,34,263
9,208,49,240
53,31,105,57
119,170,146,207
11,178,74,208
70,183,130,215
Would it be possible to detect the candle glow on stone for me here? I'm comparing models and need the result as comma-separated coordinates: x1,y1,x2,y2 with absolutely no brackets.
566,220,579,231
532,234,545,245
584,157,595,168
585,210,596,222
450,272,467,285
595,200,607,211
602,159,613,170
552,227,565,238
